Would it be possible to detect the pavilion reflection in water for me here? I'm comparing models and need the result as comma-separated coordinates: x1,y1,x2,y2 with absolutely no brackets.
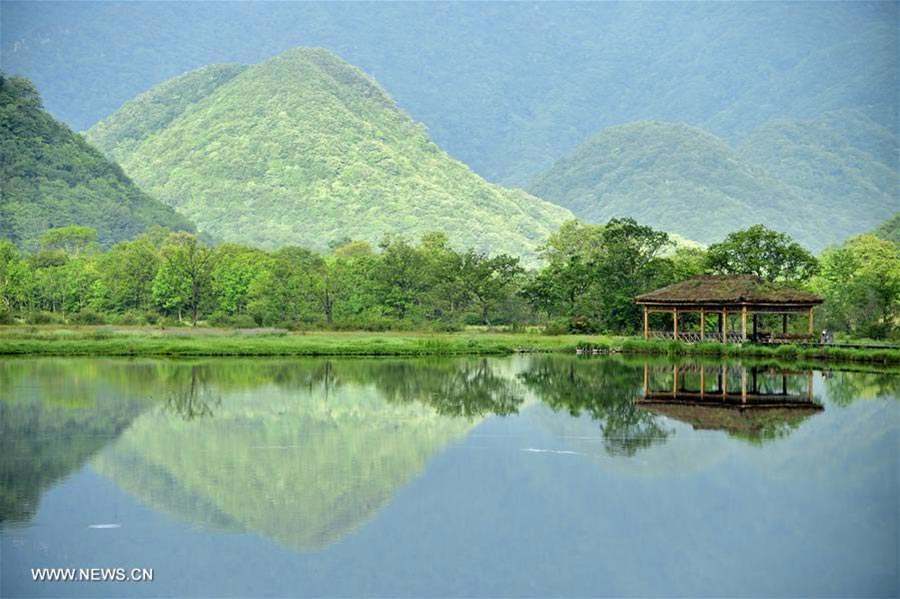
638,363,824,438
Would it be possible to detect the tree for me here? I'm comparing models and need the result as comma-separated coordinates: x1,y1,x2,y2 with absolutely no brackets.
0,240,33,317
814,234,900,339
461,250,524,327
706,224,818,283
39,226,98,256
152,232,213,325
589,218,672,333
524,218,672,333
95,236,160,312
210,243,270,317
374,235,429,321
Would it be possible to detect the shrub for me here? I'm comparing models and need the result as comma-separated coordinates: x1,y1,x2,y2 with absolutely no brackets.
69,310,106,325
28,311,64,325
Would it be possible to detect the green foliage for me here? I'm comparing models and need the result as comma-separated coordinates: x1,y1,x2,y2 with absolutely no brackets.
0,74,194,252
871,212,900,244
705,224,819,283
85,49,572,260
528,116,897,251
523,218,674,334
813,235,900,340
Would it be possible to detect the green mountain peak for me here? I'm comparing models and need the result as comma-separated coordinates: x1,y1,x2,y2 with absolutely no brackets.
86,48,573,258
0,74,195,252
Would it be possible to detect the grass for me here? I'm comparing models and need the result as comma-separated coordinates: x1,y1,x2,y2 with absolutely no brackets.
1,326,898,364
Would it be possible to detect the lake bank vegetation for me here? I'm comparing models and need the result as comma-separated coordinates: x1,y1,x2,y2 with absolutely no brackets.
2,327,899,365
2,216,898,345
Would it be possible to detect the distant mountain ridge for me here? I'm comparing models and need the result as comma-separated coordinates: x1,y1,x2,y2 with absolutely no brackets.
85,48,573,258
0,74,194,252
529,114,898,251
3,2,895,186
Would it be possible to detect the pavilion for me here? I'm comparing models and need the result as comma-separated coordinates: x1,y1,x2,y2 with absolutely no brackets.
635,275,823,343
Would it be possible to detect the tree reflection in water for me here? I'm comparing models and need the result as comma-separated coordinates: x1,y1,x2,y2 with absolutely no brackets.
519,356,672,456
163,365,222,421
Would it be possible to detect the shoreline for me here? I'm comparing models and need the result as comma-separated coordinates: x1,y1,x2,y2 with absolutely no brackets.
1,327,898,365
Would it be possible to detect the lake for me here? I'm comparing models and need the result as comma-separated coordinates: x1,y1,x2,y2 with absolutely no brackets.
1,355,898,597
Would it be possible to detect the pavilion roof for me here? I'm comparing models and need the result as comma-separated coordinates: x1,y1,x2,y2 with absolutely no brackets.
635,275,823,306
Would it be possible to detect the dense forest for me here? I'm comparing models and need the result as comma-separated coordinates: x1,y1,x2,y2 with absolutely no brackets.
0,74,194,252
84,49,571,257
2,218,897,339
2,2,895,185
872,212,900,244
529,115,898,251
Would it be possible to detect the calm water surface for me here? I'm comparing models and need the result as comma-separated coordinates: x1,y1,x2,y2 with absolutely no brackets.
1,355,898,597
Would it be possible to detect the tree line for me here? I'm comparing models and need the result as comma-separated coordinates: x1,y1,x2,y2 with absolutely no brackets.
1,219,898,339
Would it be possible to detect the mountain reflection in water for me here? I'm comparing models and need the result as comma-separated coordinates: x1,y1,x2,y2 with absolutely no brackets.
1,355,897,556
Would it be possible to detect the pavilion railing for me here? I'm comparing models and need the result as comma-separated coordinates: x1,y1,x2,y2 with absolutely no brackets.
647,331,744,343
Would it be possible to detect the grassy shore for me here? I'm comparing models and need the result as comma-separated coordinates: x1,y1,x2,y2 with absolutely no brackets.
1,326,898,364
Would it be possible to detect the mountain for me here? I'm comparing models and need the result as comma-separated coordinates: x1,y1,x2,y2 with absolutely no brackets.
528,116,898,251
872,213,900,244
737,111,898,242
84,48,572,257
0,74,194,252
3,2,895,186
527,121,818,248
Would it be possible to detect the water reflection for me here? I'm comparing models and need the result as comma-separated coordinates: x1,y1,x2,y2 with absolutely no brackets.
639,363,824,444
92,359,498,550
519,356,672,456
1,355,894,547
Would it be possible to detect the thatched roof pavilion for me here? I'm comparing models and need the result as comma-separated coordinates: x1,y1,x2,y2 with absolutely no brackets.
635,275,823,342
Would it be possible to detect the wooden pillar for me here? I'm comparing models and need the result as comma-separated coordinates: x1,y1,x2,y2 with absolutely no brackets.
643,306,649,339
782,313,788,334
673,307,678,339
722,309,728,341
643,363,649,396
722,365,728,398
808,371,813,402
741,305,748,342
700,309,706,340
700,367,706,399
808,308,814,339
741,367,748,404
672,364,678,397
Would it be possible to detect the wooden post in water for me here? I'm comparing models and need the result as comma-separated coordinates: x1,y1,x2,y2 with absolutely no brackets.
672,365,678,397
644,363,649,396
741,367,748,404
808,371,813,402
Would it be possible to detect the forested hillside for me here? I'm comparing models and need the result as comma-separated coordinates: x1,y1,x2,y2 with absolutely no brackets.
529,115,898,251
3,2,895,185
872,213,900,244
85,48,572,258
527,122,814,247
0,74,194,252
